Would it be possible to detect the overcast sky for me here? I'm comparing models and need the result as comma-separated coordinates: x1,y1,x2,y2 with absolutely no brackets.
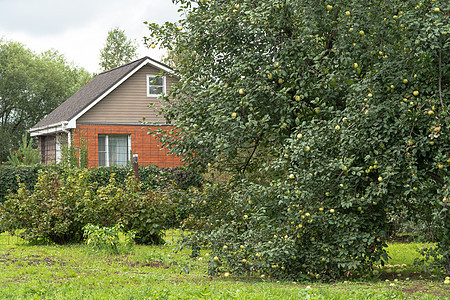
0,0,181,73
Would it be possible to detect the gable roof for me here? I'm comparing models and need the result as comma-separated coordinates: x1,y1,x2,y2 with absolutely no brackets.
29,56,173,135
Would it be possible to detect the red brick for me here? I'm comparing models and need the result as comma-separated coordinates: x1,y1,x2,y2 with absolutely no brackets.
72,124,182,168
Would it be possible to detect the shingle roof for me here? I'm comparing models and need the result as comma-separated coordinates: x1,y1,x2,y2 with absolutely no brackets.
31,56,172,130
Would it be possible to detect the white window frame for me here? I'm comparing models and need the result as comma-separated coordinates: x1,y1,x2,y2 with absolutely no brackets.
147,74,166,97
98,134,131,167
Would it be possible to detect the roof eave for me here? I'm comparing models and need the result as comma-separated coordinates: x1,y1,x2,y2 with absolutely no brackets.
29,121,70,137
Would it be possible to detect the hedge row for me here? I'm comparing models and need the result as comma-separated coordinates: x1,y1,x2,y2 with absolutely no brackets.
0,165,203,203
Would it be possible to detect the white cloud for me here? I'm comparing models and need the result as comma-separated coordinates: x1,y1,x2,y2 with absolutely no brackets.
0,0,180,73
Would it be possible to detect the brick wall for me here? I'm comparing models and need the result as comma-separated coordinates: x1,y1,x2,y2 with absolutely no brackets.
72,124,182,168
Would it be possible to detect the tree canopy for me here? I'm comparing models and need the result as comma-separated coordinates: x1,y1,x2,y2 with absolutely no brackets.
146,0,449,279
99,27,138,71
0,39,92,162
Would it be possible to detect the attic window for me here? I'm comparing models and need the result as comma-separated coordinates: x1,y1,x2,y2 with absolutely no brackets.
147,75,166,97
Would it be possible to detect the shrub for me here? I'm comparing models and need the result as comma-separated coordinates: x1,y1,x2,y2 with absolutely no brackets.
0,168,178,245
7,134,41,166
1,168,95,243
0,164,203,203
83,223,135,254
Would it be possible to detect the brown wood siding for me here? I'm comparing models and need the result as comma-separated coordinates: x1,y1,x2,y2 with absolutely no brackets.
77,65,177,124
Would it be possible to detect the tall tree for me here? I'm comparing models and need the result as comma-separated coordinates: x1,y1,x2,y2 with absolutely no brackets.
99,27,138,71
0,39,92,162
146,0,449,279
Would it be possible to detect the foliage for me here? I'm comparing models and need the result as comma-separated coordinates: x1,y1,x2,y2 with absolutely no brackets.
7,134,41,166
0,39,92,162
0,168,179,244
146,0,450,280
181,182,387,281
0,165,48,204
0,164,203,203
83,223,135,254
99,27,138,71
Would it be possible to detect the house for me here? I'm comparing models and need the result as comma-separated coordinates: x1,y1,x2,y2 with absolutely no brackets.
29,57,182,168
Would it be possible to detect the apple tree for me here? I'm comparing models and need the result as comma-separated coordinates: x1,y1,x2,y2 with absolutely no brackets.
146,0,449,279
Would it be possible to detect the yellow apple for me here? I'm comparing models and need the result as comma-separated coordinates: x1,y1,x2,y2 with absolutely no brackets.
378,176,383,182
346,11,350,16
438,164,444,169
353,63,358,69
434,7,440,12
413,90,419,96
342,166,347,171
267,73,273,79
330,209,335,213
335,125,341,130
178,25,183,31
305,146,310,152
231,112,237,118
295,95,301,101
278,78,283,84
359,30,365,36
235,4,239,9
150,44,156,49
403,79,408,84
368,93,373,98
327,4,333,11
239,88,244,94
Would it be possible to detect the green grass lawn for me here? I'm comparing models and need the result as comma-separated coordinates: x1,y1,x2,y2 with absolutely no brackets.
0,232,448,299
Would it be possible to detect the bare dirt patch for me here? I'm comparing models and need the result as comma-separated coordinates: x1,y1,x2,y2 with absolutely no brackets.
0,253,66,266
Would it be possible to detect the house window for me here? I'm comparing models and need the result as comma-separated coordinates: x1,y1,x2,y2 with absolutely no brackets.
98,134,131,167
147,74,166,97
